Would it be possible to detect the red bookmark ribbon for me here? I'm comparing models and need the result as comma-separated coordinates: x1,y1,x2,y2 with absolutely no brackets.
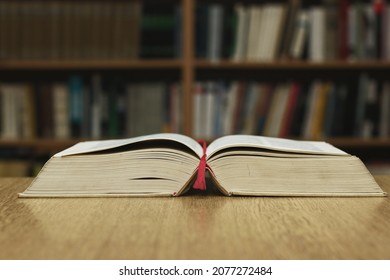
193,140,207,191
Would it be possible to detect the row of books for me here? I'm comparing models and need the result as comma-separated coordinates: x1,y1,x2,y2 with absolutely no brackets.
2,77,389,142
192,77,390,140
0,0,142,60
0,77,182,140
2,0,390,62
200,0,390,61
141,4,181,58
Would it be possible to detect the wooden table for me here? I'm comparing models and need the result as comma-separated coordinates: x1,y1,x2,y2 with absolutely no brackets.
1,177,390,260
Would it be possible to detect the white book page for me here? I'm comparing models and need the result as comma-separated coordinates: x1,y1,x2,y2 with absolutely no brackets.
206,135,348,159
54,133,203,158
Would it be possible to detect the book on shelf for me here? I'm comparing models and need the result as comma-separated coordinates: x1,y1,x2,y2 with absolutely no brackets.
0,84,36,139
0,0,142,60
20,133,386,197
309,6,326,61
279,82,301,138
380,82,390,138
52,84,70,139
206,4,224,62
263,83,290,137
126,83,167,136
289,9,309,59
232,3,250,61
223,0,390,62
244,3,287,61
140,3,177,58
279,0,302,59
191,78,390,140
0,78,182,141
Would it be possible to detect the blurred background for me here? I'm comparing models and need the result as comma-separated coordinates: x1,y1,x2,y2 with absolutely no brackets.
1,0,390,177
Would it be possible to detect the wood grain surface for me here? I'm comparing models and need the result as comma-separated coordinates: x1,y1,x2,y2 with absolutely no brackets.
0,177,389,259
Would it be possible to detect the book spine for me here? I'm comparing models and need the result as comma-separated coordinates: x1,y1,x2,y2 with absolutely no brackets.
289,10,309,59
339,0,349,60
279,0,301,59
0,2,7,59
53,84,70,139
280,82,301,138
309,7,326,62
374,0,385,59
231,4,250,61
379,82,390,138
207,4,224,62
90,74,103,139
69,76,84,138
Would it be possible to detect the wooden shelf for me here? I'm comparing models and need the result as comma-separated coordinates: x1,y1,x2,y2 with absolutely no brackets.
4,60,390,71
0,59,183,70
195,60,390,70
0,139,80,152
326,138,390,148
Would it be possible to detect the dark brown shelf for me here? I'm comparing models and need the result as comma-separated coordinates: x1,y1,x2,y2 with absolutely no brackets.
195,60,390,70
0,139,80,153
3,60,390,71
326,138,390,148
0,59,183,70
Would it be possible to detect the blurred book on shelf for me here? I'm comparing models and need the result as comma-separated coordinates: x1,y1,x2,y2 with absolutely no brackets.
0,0,181,60
0,76,183,140
140,3,181,58
0,0,142,60
195,0,390,62
191,77,390,140
196,2,235,61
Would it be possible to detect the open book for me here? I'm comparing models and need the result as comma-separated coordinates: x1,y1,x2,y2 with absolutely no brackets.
20,133,386,197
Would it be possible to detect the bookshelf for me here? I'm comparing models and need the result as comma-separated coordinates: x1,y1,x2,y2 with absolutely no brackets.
195,60,390,70
1,0,390,176
0,59,183,70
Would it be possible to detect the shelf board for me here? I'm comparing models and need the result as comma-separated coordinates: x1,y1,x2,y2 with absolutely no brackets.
195,60,390,70
0,139,80,152
0,59,183,70
326,138,390,148
2,60,390,70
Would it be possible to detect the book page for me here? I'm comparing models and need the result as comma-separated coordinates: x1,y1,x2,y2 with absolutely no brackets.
206,135,348,159
54,133,203,158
